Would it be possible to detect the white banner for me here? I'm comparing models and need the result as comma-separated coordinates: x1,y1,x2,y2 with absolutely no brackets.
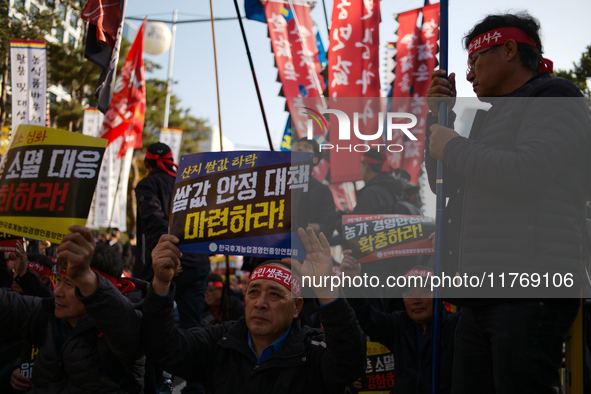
82,108,105,138
86,136,132,231
159,127,183,164
10,40,47,131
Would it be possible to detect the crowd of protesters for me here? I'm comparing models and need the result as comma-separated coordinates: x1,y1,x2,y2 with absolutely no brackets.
0,10,590,394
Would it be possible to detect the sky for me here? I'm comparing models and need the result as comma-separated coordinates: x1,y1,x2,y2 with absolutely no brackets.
124,0,591,215
125,0,591,149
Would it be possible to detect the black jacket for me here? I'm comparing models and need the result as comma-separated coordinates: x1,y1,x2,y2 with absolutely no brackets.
308,177,337,237
135,167,209,281
141,285,367,393
353,173,405,215
0,274,144,393
425,74,591,300
348,298,459,394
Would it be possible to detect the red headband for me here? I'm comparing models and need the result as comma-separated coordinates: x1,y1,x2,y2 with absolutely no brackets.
145,151,178,177
249,265,302,297
91,268,135,295
57,268,135,295
361,155,390,173
27,261,52,277
404,268,433,278
208,281,224,289
468,27,553,73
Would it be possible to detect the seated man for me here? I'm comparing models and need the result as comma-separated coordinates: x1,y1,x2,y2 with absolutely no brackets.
202,273,244,326
142,228,366,393
0,226,144,393
342,254,459,394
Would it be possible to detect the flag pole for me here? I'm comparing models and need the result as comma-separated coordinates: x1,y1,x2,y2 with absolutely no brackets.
232,0,274,151
209,0,232,318
163,9,178,128
321,0,330,37
209,0,224,152
432,0,448,393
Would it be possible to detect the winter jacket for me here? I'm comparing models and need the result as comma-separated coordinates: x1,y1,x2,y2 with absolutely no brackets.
425,73,591,301
134,167,209,281
308,177,337,237
0,274,144,393
141,284,367,393
348,298,458,394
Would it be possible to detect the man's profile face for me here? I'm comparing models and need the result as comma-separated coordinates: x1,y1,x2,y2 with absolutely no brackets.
293,141,319,165
54,273,88,327
245,279,301,340
466,44,505,100
403,286,434,327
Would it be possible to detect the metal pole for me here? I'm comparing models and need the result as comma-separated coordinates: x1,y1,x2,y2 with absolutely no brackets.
209,0,223,152
163,9,178,128
321,0,330,37
431,0,448,393
232,0,274,151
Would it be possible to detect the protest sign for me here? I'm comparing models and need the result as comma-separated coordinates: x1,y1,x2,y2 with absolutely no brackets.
0,125,107,243
170,151,312,259
0,232,24,252
343,214,435,263
360,342,395,393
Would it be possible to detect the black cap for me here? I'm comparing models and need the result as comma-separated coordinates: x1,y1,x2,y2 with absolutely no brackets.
147,142,172,157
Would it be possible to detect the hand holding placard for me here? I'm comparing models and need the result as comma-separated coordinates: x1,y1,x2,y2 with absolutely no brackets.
56,225,96,296
151,234,183,296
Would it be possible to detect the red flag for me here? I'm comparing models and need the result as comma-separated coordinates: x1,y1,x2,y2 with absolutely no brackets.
390,4,440,184
264,1,325,140
82,0,123,46
99,19,146,158
327,0,381,184
82,0,127,113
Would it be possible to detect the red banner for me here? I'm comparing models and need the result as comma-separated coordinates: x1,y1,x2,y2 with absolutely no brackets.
264,1,325,140
327,0,381,184
390,4,439,184
329,0,380,98
99,19,146,158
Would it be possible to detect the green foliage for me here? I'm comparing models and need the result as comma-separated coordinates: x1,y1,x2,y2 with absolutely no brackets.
553,45,591,100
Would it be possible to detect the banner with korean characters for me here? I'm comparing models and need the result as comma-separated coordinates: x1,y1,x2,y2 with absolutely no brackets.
0,125,107,243
389,4,439,184
263,0,325,140
82,108,105,138
0,232,24,253
170,151,312,259
360,342,395,393
159,127,183,164
10,40,47,132
343,214,435,263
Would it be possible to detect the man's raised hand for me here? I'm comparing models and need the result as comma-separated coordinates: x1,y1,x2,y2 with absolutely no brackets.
10,241,27,278
283,227,339,303
151,234,182,296
56,225,97,296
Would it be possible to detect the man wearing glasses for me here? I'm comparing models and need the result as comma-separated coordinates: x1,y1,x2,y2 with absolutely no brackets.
424,12,590,394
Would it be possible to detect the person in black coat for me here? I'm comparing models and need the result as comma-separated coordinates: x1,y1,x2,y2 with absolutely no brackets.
201,273,244,326
134,143,211,331
425,12,590,394
0,226,144,393
292,138,337,238
342,255,458,394
141,227,366,393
